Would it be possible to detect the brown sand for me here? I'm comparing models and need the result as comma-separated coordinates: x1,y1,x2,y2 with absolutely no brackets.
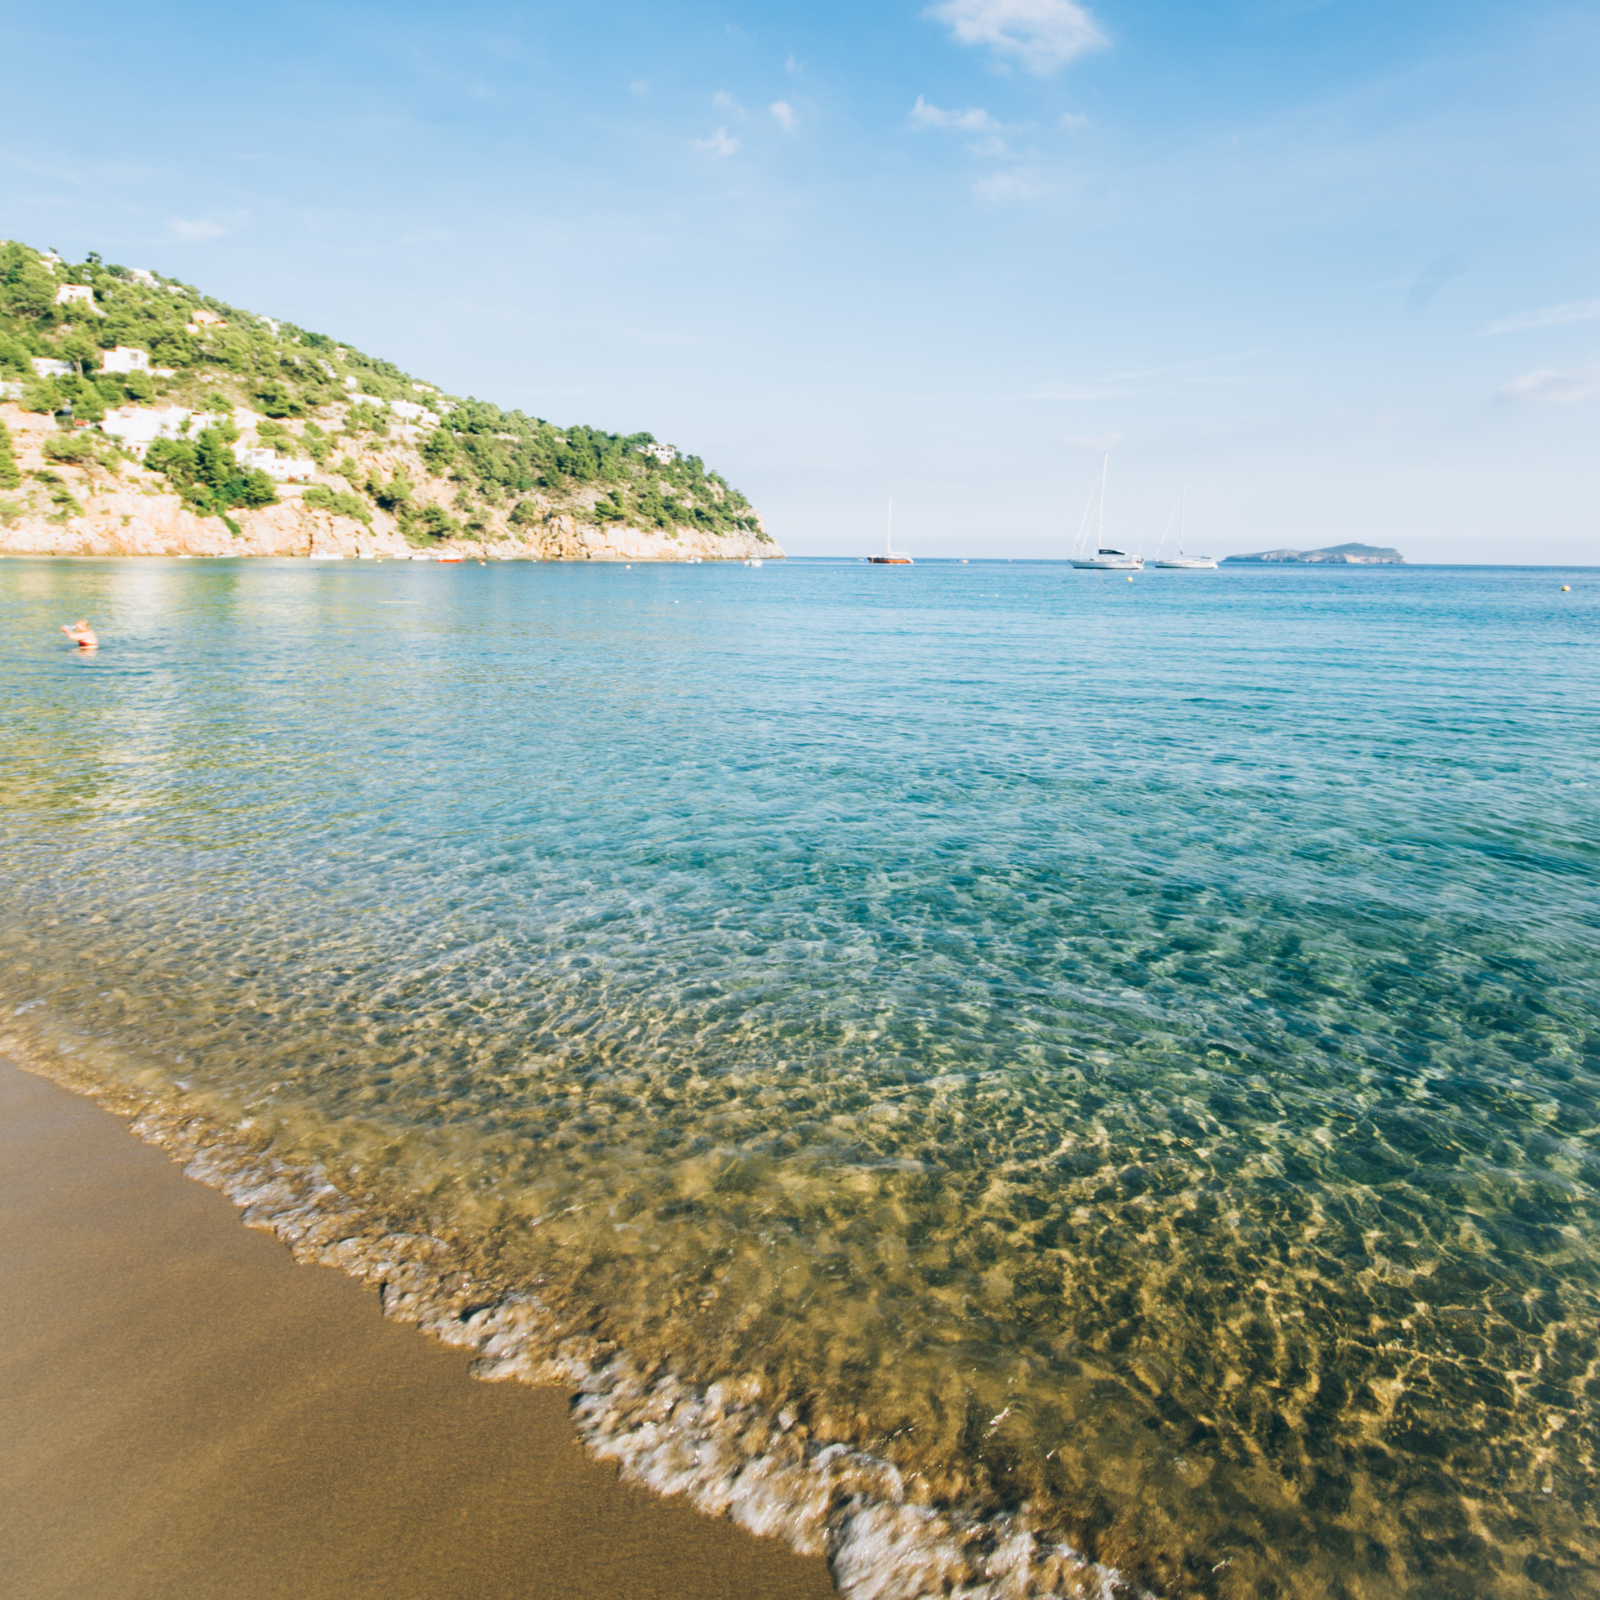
0,1058,837,1600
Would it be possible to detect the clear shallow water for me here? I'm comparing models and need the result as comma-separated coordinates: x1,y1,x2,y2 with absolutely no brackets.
2,556,1598,1599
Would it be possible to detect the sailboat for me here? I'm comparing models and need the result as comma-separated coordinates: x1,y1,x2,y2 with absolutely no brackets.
867,499,913,564
1151,489,1217,570
1069,454,1142,570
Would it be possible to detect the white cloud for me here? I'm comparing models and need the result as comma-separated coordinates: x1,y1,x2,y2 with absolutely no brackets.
1058,111,1088,128
926,0,1107,74
1495,366,1600,405
1484,299,1600,336
910,95,1001,131
770,100,798,131
692,127,739,158
169,218,227,241
713,91,746,115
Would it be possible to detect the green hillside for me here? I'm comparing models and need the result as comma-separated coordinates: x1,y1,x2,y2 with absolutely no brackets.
0,239,766,543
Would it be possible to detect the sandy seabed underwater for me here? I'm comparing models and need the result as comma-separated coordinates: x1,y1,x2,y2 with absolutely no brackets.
3,555,1598,1600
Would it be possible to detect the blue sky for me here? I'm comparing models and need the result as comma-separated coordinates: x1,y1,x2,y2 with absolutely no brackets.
6,0,1599,561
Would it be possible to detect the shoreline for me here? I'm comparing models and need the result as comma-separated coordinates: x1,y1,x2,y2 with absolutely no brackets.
0,1029,1127,1600
0,1055,834,1600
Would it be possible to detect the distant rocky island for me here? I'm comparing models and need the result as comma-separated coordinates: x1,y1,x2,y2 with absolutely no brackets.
1225,543,1404,565
0,238,777,560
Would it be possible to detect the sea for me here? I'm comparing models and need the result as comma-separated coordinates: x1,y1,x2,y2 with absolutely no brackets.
2,555,1597,1600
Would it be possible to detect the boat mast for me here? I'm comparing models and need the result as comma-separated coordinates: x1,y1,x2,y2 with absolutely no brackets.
886,498,893,557
1097,453,1108,551
1178,486,1186,557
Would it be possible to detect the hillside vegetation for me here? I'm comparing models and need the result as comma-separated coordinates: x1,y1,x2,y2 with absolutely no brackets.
0,239,774,558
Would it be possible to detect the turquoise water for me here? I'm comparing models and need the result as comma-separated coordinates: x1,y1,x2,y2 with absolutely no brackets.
2,556,1598,1599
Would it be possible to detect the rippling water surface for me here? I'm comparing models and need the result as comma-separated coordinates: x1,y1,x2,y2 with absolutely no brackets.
3,556,1598,1599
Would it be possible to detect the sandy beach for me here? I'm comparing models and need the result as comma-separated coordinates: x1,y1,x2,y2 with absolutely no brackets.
0,1058,835,1600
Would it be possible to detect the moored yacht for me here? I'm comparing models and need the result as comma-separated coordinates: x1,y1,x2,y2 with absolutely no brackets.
1069,455,1143,569
1151,490,1217,569
867,499,913,564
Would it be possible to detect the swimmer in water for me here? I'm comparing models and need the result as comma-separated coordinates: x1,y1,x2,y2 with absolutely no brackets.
61,619,98,649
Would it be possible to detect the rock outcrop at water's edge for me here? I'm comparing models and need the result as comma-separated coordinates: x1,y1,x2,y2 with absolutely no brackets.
0,404,776,561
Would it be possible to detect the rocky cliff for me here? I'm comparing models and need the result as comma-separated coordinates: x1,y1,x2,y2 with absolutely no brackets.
0,403,773,560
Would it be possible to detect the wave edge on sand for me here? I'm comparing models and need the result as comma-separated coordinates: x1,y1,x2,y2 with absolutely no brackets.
3,1035,1141,1600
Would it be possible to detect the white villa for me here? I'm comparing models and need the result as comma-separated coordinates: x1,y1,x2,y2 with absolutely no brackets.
30,357,74,378
635,442,678,465
191,308,226,327
234,443,316,482
54,284,96,308
128,268,158,286
100,346,151,374
100,405,194,455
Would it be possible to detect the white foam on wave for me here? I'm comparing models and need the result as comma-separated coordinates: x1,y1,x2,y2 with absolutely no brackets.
7,1040,1145,1600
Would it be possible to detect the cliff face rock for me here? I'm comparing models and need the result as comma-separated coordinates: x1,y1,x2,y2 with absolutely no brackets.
0,404,774,560
1224,543,1404,565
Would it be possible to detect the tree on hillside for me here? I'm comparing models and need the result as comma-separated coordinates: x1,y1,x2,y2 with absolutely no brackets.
0,420,20,489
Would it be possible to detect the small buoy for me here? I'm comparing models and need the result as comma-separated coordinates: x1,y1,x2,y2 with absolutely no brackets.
1562,585,1571,592
1127,575,1134,583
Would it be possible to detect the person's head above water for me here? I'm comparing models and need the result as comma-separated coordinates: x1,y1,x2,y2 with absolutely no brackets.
61,619,98,649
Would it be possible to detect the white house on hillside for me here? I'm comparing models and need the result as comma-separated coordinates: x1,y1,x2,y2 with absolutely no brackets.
128,268,158,286
100,347,151,374
54,284,95,308
31,357,74,378
635,442,678,464
234,443,316,482
101,405,194,455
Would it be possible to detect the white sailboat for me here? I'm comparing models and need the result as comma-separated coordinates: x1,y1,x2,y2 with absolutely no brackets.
1069,454,1142,570
867,498,913,564
1151,489,1217,570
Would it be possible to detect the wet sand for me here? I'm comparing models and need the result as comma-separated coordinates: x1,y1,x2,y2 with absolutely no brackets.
0,1058,836,1600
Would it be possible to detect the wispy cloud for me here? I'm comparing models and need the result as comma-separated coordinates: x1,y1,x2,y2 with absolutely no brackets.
692,128,739,157
713,91,745,116
1484,299,1600,336
1058,111,1088,129
770,100,798,132
1496,365,1600,405
909,95,1002,132
1405,250,1466,316
925,0,1108,75
169,217,228,241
